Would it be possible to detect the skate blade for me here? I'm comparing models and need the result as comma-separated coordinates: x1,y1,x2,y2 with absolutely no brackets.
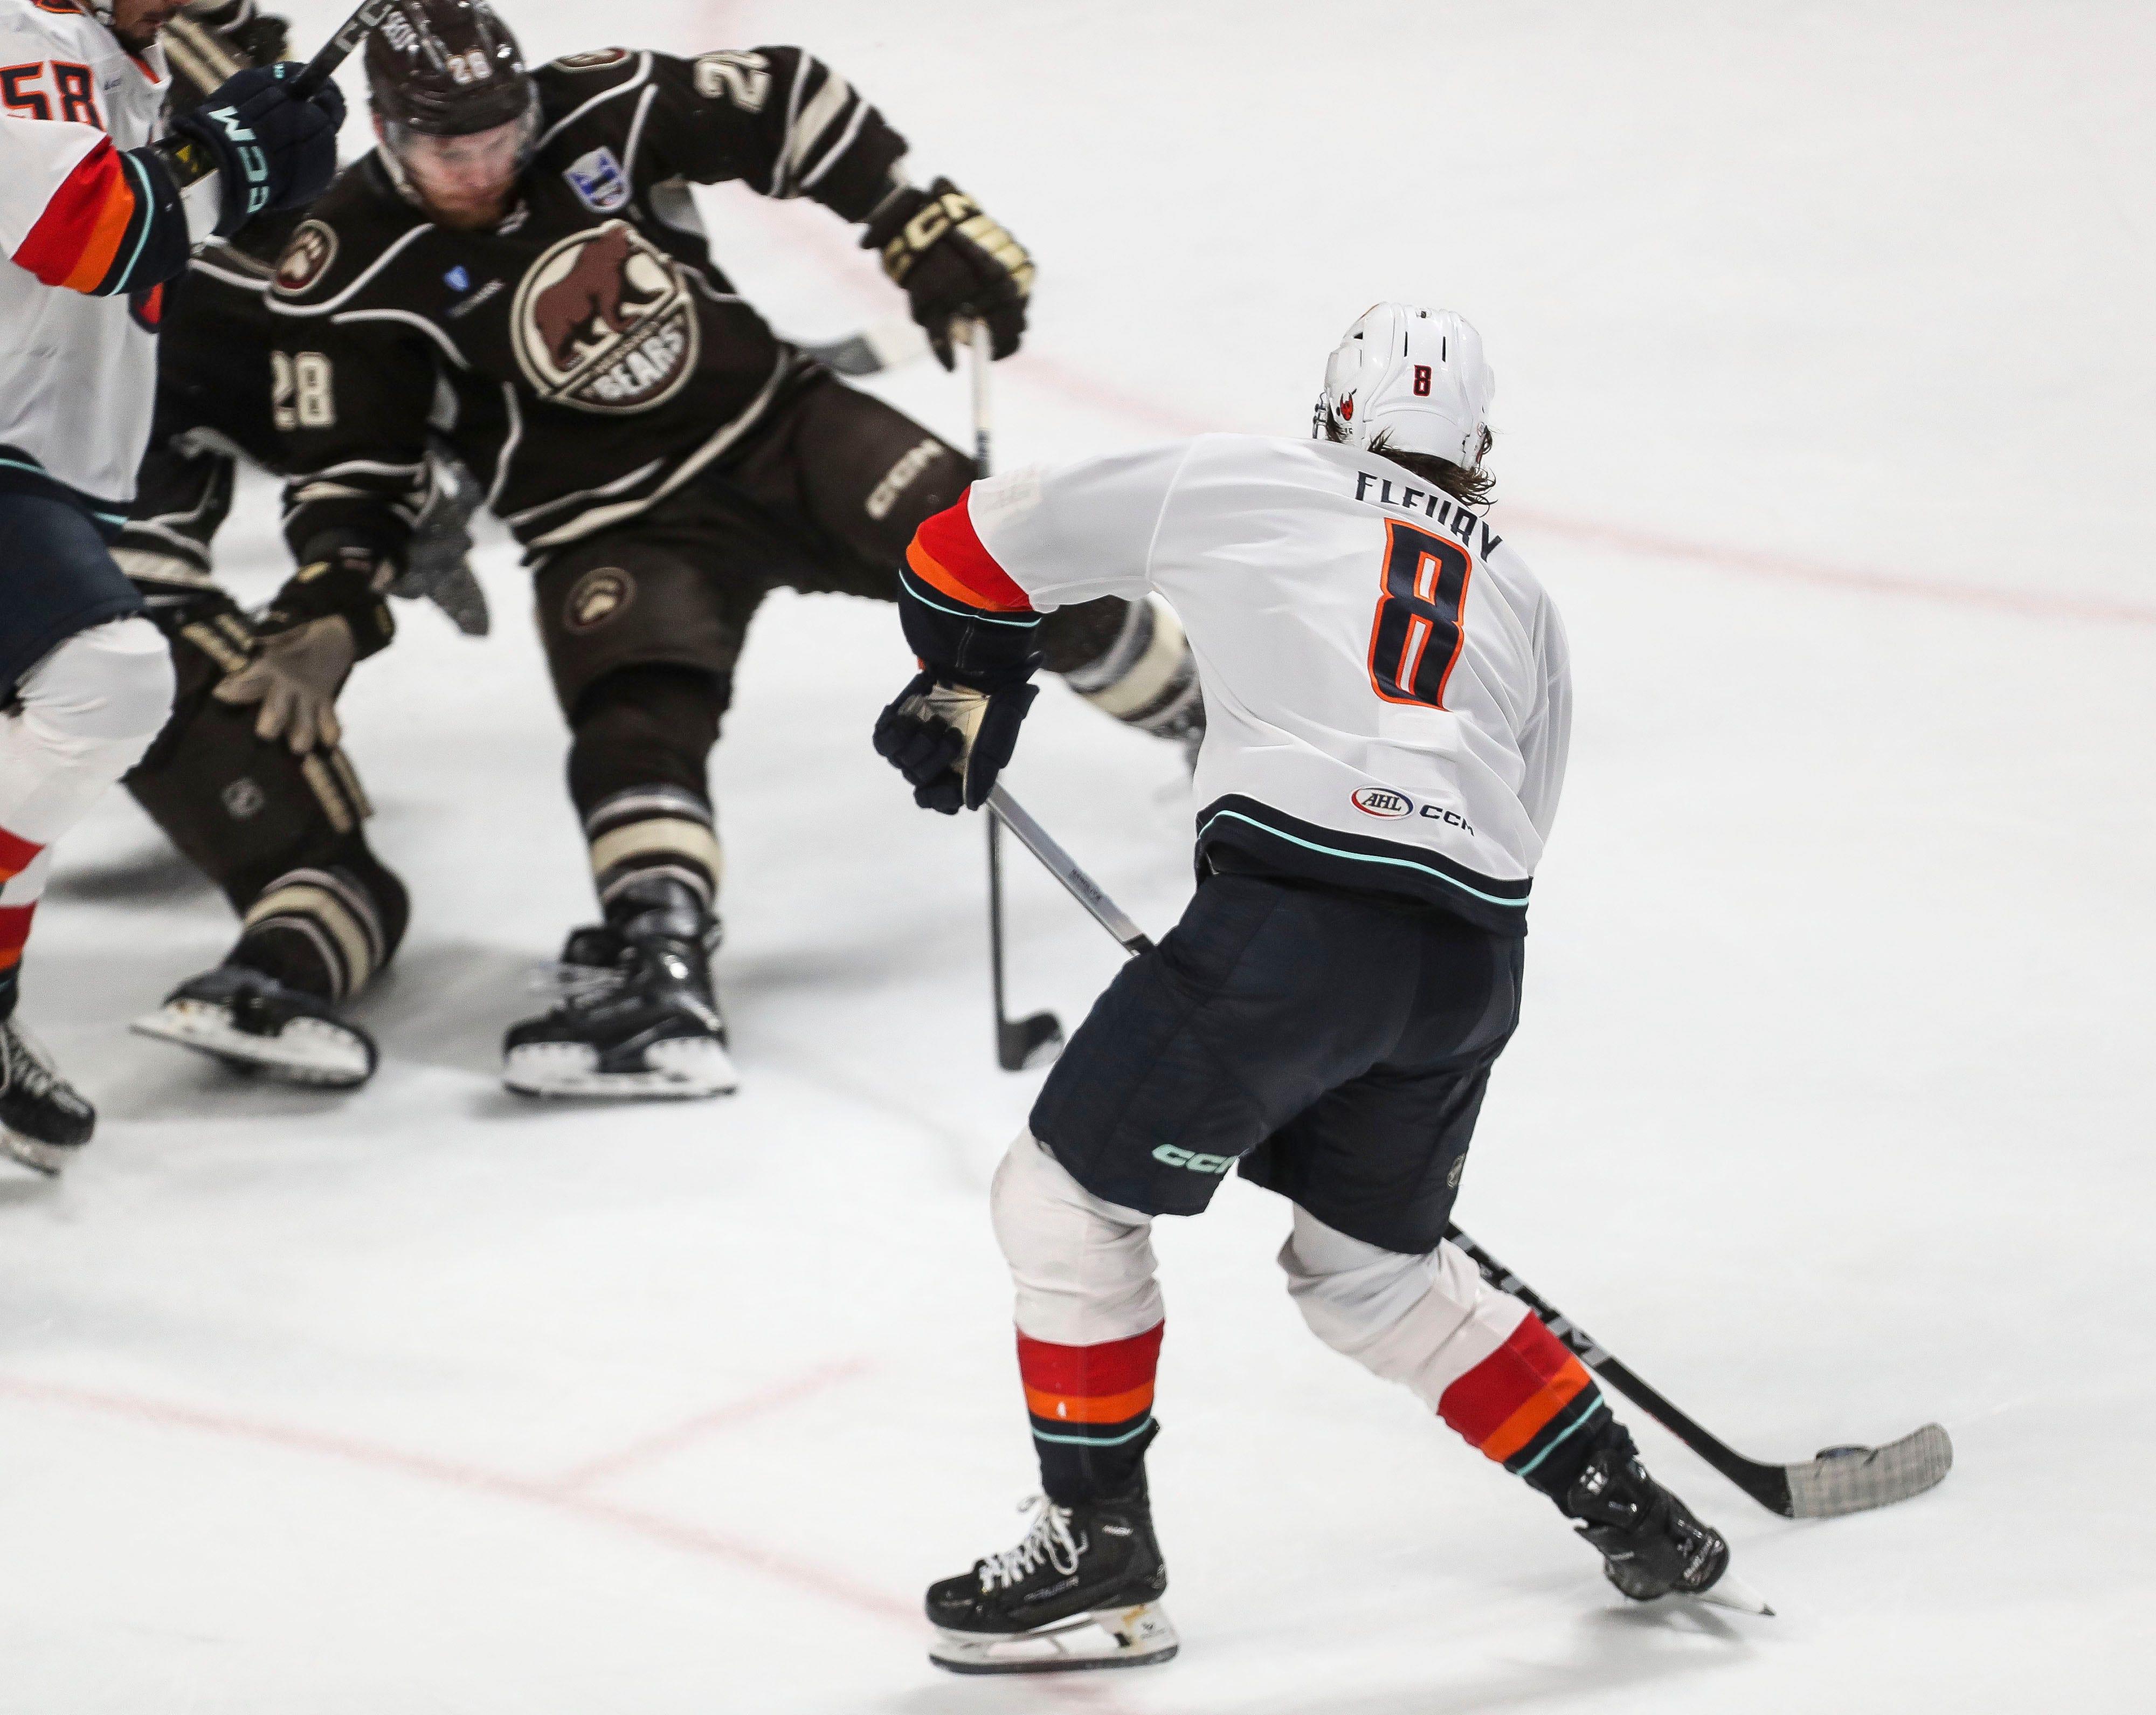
132,1004,373,1089
1,1127,77,1176
1697,1571,1775,1617
929,1602,1179,1676
502,1037,740,1100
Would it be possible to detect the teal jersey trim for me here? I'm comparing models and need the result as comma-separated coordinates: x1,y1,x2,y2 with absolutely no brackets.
1198,808,1528,910
899,566,1040,629
112,151,158,293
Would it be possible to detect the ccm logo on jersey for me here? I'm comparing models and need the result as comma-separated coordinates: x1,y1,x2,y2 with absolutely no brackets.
1351,787,1477,836
1151,1145,1233,1175
1352,787,1413,818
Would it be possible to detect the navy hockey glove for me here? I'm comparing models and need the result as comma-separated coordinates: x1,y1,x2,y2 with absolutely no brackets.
865,179,1033,369
874,671,1038,814
172,63,345,237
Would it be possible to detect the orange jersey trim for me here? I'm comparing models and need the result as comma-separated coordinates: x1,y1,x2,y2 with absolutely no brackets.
906,493,1035,614
16,137,134,290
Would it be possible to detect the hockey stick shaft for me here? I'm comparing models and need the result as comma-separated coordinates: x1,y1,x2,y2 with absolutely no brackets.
971,328,1061,1070
984,787,1156,956
162,0,389,188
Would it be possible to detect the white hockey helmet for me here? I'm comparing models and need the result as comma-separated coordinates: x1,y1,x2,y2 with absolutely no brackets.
1316,303,1495,469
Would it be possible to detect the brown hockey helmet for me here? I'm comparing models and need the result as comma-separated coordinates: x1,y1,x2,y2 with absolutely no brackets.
365,0,535,137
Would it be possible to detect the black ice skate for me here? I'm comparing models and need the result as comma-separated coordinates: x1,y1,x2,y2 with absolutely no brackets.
0,1016,95,1174
132,966,378,1089
1566,1447,1772,1615
926,1489,1178,1675
502,878,738,1100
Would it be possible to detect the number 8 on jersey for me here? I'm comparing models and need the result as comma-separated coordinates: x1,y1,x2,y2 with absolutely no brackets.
1367,520,1471,710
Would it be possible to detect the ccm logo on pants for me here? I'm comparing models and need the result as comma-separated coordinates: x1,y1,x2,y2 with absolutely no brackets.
1152,1144,1234,1175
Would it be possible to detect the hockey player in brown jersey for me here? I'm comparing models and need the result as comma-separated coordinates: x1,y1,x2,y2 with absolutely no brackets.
264,0,1201,1098
117,4,485,1090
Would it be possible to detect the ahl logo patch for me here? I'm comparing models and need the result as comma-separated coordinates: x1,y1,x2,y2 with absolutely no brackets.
1352,786,1414,818
564,147,631,214
273,221,338,295
564,568,635,632
511,222,699,414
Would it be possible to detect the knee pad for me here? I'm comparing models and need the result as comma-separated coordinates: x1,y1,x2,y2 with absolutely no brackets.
127,679,383,914
1,618,177,841
20,617,175,748
990,1131,1164,1347
1280,1203,1528,1407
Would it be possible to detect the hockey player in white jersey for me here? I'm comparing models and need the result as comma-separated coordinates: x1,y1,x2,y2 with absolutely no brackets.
0,0,342,1168
875,304,1765,1671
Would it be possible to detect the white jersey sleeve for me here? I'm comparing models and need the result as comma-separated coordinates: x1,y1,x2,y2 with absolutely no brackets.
963,442,1197,610
904,431,1574,933
0,0,183,510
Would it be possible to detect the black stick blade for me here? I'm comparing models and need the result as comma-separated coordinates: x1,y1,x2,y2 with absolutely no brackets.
998,1010,1063,1072
1783,1424,1953,1518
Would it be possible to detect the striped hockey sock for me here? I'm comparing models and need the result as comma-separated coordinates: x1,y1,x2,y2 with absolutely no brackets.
1017,1321,1164,1505
1437,1311,1616,1499
585,787,722,917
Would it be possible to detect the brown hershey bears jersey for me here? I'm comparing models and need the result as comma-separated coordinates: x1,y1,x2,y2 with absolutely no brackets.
270,46,907,562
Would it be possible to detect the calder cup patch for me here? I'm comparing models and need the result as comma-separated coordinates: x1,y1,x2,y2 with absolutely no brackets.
511,222,699,414
274,221,339,295
565,568,635,632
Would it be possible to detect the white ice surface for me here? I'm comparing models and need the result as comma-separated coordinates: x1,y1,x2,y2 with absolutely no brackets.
3,2,2152,1709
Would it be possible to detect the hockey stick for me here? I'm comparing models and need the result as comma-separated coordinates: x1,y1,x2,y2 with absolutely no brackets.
985,786,1155,956
1442,1229,1953,1519
162,0,391,189
803,314,931,377
971,323,1063,1072
988,784,1955,1519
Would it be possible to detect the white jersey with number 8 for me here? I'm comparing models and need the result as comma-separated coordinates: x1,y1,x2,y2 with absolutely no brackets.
960,432,1571,931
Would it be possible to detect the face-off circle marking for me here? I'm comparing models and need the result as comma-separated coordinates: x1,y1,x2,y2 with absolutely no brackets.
511,222,699,415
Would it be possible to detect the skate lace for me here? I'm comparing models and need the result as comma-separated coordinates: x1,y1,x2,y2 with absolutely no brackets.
0,1021,63,1100
977,1496,1082,1593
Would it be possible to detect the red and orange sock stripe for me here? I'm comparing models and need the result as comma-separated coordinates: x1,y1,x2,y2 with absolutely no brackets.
1438,1312,1609,1494
1018,1322,1164,1499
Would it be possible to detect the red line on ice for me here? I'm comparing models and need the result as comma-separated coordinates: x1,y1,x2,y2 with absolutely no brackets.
553,1355,873,1492
0,1370,910,1626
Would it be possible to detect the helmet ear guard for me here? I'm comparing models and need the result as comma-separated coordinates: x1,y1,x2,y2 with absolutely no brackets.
1316,302,1495,469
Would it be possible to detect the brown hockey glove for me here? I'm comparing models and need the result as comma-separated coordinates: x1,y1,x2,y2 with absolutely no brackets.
212,544,393,753
211,614,354,754
864,178,1033,369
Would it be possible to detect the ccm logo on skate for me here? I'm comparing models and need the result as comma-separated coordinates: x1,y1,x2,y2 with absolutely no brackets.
1352,787,1413,818
1152,1145,1233,1175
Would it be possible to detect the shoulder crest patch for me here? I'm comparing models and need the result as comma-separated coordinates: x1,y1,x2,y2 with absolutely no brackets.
273,221,340,296
552,49,631,71
564,146,631,214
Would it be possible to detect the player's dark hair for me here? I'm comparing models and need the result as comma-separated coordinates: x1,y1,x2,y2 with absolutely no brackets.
1328,422,1496,506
